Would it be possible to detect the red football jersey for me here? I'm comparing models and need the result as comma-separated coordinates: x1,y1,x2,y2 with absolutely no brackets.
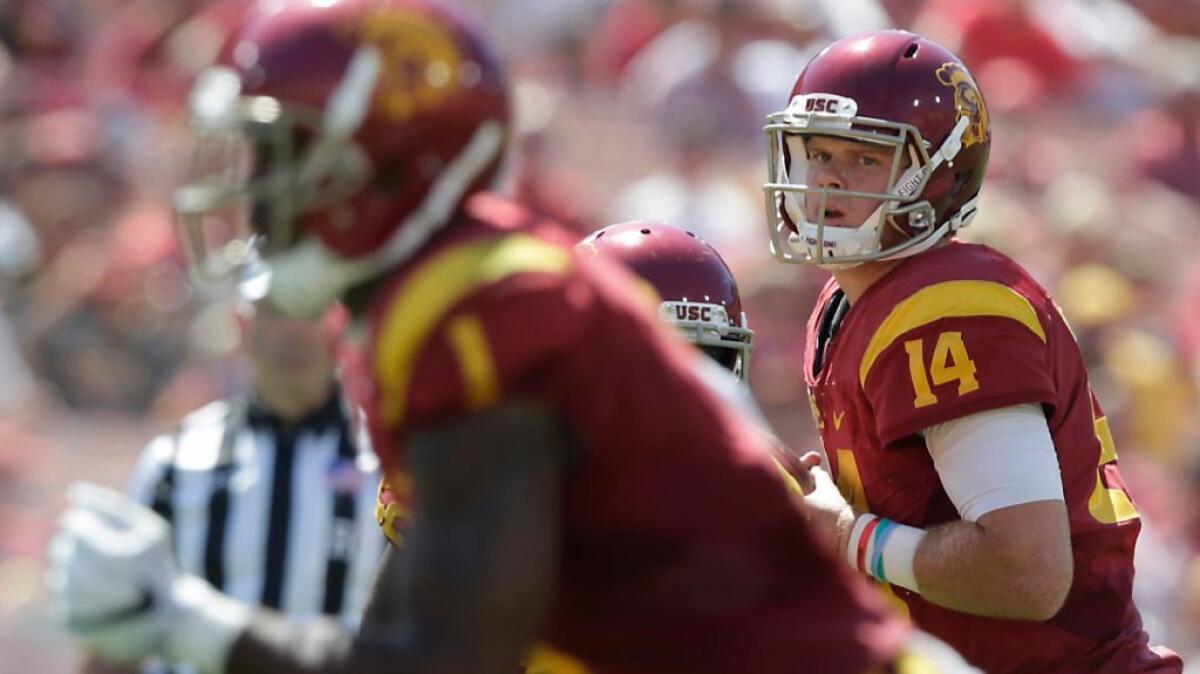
351,193,908,674
805,241,1182,674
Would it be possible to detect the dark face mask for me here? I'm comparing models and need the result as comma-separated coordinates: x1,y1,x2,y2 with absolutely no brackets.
701,344,740,373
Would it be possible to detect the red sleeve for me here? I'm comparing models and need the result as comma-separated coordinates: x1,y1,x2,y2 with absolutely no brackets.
381,269,590,435
863,314,1055,446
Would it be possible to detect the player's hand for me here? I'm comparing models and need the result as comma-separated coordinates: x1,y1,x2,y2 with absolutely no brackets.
791,451,823,494
772,447,821,495
46,483,249,673
799,463,856,559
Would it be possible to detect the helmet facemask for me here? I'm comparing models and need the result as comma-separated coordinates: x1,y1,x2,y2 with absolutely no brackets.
763,93,971,268
659,301,755,381
174,67,373,283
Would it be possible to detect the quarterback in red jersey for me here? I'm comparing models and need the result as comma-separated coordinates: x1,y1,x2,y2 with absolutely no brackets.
44,3,920,674
764,29,1183,673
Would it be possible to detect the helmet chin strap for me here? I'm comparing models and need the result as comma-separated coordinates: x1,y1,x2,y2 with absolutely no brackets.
878,191,982,263
800,208,885,266
265,121,507,317
260,240,360,318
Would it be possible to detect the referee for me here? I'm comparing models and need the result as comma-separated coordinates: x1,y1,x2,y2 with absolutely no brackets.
82,280,386,674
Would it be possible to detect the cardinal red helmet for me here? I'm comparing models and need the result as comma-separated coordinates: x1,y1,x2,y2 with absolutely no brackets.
579,221,754,380
763,30,990,267
174,0,508,316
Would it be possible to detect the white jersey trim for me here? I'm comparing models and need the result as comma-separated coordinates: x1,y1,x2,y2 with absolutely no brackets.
923,403,1064,522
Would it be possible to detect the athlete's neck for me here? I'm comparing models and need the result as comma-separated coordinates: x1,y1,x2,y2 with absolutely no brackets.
831,259,902,304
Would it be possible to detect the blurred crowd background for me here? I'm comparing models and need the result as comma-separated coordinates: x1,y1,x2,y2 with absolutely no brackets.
2,0,1199,670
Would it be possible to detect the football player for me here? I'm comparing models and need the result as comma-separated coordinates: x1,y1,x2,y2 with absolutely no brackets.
764,29,1183,673
577,221,754,381
45,3,927,673
373,178,760,554
576,220,830,503
575,221,854,542
390,221,763,532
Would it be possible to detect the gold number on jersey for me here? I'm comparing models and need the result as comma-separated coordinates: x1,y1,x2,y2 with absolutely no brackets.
904,340,939,408
903,332,979,408
1088,416,1139,524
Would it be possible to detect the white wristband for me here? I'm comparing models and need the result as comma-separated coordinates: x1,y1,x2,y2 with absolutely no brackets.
845,513,926,594
166,576,252,674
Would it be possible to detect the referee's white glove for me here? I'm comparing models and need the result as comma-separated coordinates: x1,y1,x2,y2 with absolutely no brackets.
46,483,251,673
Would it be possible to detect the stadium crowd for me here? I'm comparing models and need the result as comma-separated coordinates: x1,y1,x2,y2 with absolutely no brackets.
1,0,1199,670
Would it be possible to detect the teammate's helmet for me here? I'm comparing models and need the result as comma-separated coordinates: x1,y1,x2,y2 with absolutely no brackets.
763,30,990,267
174,0,508,316
579,222,754,380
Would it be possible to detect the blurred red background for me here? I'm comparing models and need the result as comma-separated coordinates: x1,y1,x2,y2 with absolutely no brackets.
2,1,1199,669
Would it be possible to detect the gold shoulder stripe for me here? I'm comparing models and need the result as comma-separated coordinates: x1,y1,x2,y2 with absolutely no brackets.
375,234,571,427
446,314,500,411
859,280,1046,387
525,642,592,674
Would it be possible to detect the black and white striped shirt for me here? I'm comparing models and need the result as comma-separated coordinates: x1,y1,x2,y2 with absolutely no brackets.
126,393,386,674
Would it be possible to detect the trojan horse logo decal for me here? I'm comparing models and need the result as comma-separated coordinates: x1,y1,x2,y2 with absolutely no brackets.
936,62,991,148
360,10,465,122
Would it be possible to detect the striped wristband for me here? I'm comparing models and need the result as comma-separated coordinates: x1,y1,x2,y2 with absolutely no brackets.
846,513,925,593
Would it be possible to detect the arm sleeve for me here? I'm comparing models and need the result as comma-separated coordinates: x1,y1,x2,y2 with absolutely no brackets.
923,403,1065,522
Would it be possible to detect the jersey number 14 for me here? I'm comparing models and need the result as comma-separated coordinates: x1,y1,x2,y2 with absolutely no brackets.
903,331,979,408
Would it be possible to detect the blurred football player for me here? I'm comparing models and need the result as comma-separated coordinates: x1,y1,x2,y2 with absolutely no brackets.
577,221,753,381
764,29,1183,673
575,219,828,502
575,221,840,535
44,2,936,673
